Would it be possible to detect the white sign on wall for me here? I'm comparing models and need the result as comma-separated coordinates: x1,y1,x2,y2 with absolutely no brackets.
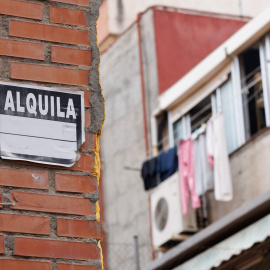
0,82,85,167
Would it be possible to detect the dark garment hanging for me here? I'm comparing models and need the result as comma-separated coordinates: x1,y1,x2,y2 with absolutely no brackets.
196,195,209,229
141,157,158,191
156,146,178,182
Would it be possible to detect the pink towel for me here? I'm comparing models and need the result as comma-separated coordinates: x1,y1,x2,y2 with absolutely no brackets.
178,138,201,214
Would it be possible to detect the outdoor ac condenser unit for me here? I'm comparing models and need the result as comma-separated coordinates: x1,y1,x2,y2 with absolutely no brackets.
150,172,198,249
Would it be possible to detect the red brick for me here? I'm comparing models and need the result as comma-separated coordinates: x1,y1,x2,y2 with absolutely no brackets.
0,235,4,253
55,174,97,193
0,39,44,60
0,0,42,20
57,219,101,239
81,133,96,151
0,213,50,235
10,62,89,86
0,260,50,270
51,46,91,66
14,237,100,260
58,264,98,270
11,192,95,216
85,111,91,127
50,0,89,6
0,167,48,189
70,154,95,172
50,6,88,27
84,91,91,108
9,20,90,46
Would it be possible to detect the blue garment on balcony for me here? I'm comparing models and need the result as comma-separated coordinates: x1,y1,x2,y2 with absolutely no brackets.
156,145,178,182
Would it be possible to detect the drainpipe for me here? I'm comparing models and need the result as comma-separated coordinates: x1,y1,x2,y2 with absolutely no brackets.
134,235,141,270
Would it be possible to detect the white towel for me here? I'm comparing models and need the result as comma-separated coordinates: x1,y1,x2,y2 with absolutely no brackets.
212,112,233,201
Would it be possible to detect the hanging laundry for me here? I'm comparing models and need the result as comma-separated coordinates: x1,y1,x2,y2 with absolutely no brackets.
156,145,178,182
178,139,201,214
207,112,233,201
193,130,214,197
141,157,158,190
206,118,214,168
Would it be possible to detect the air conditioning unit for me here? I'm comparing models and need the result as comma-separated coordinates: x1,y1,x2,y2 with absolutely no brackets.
150,172,198,249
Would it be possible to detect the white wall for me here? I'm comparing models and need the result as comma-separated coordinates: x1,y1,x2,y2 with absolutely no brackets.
108,0,270,34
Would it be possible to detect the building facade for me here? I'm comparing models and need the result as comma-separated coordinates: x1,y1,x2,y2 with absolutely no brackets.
145,5,270,270
100,5,252,269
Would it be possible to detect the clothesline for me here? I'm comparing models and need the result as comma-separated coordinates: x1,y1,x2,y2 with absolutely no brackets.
157,84,263,149
240,65,261,85
156,65,263,152
190,103,212,122
141,112,233,216
191,113,211,132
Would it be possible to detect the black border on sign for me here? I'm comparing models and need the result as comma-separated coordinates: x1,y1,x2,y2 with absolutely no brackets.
0,81,85,166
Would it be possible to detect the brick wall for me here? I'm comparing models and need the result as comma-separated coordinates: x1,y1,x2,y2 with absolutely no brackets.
0,0,104,269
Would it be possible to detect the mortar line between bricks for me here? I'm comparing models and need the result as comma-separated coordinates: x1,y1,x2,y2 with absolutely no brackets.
0,49,92,68
0,35,91,50
1,232,99,243
8,17,90,30
19,0,90,10
1,186,97,196
10,189,98,198
2,78,92,89
0,255,100,267
8,59,91,70
0,209,97,220
0,80,91,91
47,0,91,10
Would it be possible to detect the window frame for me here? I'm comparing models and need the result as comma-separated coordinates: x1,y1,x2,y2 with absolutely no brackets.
153,35,270,156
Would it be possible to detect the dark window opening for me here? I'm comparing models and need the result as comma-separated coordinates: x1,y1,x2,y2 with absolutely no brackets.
157,111,168,151
190,95,212,133
240,47,266,138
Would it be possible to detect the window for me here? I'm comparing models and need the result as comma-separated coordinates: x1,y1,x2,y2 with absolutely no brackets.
156,111,168,152
172,86,237,154
173,96,212,146
219,79,238,153
155,36,270,157
239,46,266,139
173,115,191,144
173,117,184,143
190,95,212,133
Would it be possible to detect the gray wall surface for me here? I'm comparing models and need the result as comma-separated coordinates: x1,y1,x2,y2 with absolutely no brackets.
100,10,157,268
208,129,270,222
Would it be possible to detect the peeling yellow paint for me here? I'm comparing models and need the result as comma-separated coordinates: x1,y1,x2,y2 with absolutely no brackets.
96,200,101,222
98,240,104,270
93,131,101,184
94,7,106,270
